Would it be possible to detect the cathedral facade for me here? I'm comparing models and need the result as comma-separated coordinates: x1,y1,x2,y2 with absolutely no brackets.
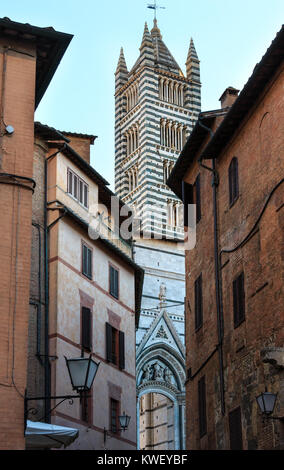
114,19,201,449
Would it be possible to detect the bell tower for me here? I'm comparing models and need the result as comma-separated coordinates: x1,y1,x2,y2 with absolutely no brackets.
114,19,201,450
114,20,201,237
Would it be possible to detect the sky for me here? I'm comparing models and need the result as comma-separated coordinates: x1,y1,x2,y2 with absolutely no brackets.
2,1,283,188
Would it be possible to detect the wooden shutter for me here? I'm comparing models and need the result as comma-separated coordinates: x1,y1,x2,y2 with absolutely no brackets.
195,274,203,330
84,184,88,208
114,269,119,298
198,376,207,437
182,181,193,227
229,157,239,206
195,174,201,223
233,272,245,327
110,266,119,299
229,407,243,450
82,307,92,350
79,179,83,204
106,322,113,362
119,331,125,370
73,174,78,198
68,169,73,195
82,244,88,276
87,247,92,279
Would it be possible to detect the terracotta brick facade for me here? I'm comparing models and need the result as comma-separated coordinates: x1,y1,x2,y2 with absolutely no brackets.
0,18,72,450
168,28,284,450
0,39,36,450
184,60,284,450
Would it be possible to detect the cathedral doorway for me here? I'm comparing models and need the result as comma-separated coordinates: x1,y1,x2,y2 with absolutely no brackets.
139,392,175,450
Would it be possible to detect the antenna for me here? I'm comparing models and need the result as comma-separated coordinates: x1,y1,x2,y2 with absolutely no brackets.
147,0,165,21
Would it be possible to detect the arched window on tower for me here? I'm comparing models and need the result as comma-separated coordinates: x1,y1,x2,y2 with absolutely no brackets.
126,165,139,193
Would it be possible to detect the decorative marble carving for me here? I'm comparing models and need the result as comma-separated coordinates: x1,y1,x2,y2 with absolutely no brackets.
156,325,168,339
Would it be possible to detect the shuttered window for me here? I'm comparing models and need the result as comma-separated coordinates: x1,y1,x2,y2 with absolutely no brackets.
110,398,120,434
229,407,243,450
109,265,119,299
67,168,89,208
82,243,92,279
81,307,92,351
106,322,125,369
233,272,245,328
229,157,239,206
119,331,125,370
194,174,201,223
195,274,203,331
198,376,207,437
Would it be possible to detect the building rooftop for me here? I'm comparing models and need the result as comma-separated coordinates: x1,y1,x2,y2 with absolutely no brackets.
0,17,73,109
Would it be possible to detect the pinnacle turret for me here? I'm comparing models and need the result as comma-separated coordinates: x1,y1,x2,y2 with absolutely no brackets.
140,22,154,51
115,47,128,89
150,18,162,39
186,37,200,81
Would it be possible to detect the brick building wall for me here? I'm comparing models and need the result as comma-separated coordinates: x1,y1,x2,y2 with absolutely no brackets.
184,62,284,449
0,39,36,449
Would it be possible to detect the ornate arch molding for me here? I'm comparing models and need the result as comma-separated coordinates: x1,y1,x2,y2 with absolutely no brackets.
136,344,186,392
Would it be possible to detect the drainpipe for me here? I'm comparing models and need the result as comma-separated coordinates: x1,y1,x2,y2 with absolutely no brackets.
31,222,43,364
197,118,226,416
44,144,66,423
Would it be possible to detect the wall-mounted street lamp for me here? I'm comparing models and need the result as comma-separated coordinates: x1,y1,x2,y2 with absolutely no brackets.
24,355,100,431
65,355,99,393
256,389,283,420
104,412,131,445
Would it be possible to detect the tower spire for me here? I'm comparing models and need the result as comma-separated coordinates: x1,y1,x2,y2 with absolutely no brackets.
186,37,200,82
140,22,153,50
150,17,162,39
115,47,128,89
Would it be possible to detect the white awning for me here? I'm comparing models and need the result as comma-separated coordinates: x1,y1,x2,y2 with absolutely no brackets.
25,420,79,449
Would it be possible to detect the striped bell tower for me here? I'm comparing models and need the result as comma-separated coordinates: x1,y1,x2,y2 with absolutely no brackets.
115,19,201,237
114,19,201,450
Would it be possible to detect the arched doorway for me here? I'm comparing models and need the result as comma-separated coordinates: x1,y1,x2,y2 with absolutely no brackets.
136,348,186,450
138,391,176,450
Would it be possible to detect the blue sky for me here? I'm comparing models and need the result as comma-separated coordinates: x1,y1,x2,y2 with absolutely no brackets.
2,1,283,188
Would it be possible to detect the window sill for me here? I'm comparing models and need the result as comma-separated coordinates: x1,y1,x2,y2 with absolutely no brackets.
234,318,245,329
195,324,203,333
229,196,239,209
110,292,119,301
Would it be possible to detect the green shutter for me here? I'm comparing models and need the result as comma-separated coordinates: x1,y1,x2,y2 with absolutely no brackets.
82,307,92,350
106,322,112,362
119,331,125,370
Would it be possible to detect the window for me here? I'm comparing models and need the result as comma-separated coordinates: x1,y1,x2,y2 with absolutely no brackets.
106,323,125,369
193,174,201,223
81,307,92,351
198,376,207,437
229,157,239,206
109,265,119,299
67,168,89,208
194,274,203,331
110,398,120,434
229,407,243,450
233,272,245,328
82,243,92,279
